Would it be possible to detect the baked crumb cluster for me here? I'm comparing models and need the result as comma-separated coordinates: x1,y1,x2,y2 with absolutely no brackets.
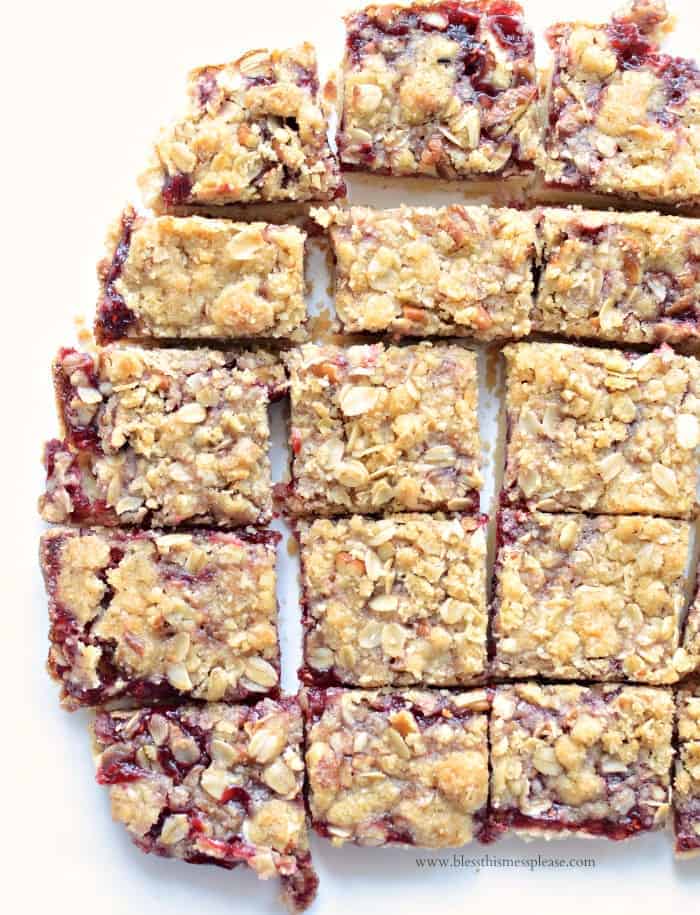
684,585,700,666
339,1,539,179
316,204,536,338
303,688,490,847
96,209,306,342
40,346,274,528
93,699,317,912
542,1,700,205
503,341,700,518
40,527,280,709
493,511,691,684
490,683,675,839
535,208,700,346
140,44,344,211
284,342,482,516
299,513,487,687
674,688,700,857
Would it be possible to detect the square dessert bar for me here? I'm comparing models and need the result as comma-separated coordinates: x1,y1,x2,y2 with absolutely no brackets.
316,204,536,339
674,688,700,857
493,511,690,684
40,527,280,709
39,346,274,528
95,209,306,343
299,513,487,687
303,687,490,847
541,1,700,206
139,44,343,211
502,341,700,518
490,683,674,840
339,1,539,179
284,342,482,516
534,208,700,346
92,698,317,912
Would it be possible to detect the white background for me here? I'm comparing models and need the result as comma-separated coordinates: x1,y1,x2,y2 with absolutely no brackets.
4,0,700,912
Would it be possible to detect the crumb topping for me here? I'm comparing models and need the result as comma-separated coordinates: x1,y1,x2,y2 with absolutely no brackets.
674,688,700,857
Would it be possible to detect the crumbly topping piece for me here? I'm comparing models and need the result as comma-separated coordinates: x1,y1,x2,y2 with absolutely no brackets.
283,342,482,517
40,527,280,710
683,581,700,667
503,341,700,518
93,699,317,912
541,1,700,205
39,346,274,528
490,683,674,839
299,513,487,687
139,44,343,211
535,208,700,346
303,687,490,847
493,511,690,684
674,688,700,857
315,204,536,339
95,209,306,342
339,1,539,178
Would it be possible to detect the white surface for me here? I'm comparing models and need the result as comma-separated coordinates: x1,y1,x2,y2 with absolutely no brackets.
4,0,700,912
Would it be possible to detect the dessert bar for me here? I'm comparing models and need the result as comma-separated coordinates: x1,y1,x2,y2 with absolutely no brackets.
541,0,700,206
299,513,487,687
338,1,539,179
39,346,274,528
139,44,343,211
502,341,700,518
92,698,317,912
492,511,690,684
534,207,700,346
283,342,482,516
490,683,674,840
316,204,536,339
303,687,490,847
40,527,280,709
674,687,700,857
96,209,306,343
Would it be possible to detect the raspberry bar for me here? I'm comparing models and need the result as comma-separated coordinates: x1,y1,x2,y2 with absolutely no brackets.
534,208,700,346
303,687,490,847
541,1,700,206
139,44,343,212
315,205,536,339
674,687,700,857
299,513,487,687
40,527,280,710
39,347,274,528
493,511,690,684
338,1,539,179
95,209,306,343
283,342,482,517
490,683,674,840
92,698,317,912
502,341,700,518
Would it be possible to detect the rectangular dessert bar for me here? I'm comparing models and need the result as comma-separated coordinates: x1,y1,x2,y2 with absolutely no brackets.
315,204,536,339
502,341,700,518
492,511,690,684
674,687,700,858
338,1,539,179
541,1,700,206
39,346,274,528
139,44,343,211
283,342,482,517
490,683,674,840
299,513,488,687
40,527,280,709
534,208,700,346
303,687,490,847
92,698,317,912
95,209,306,343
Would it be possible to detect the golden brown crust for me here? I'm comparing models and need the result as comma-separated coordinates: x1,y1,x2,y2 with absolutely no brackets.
503,341,700,518
674,687,700,857
299,513,487,687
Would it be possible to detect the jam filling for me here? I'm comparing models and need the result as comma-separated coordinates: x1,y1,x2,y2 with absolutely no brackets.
162,172,193,207
95,209,137,342
492,806,655,840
